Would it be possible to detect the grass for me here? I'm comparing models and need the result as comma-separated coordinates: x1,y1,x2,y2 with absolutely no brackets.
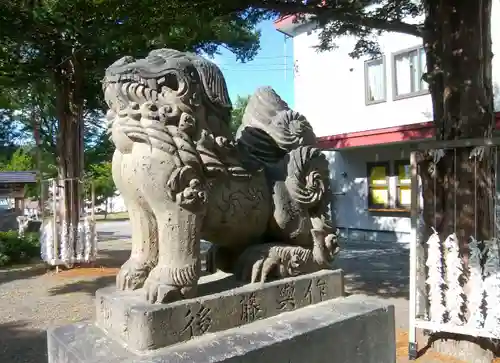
95,211,129,222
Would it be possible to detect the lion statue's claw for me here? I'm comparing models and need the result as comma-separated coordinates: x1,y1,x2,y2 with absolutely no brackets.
249,257,279,284
144,280,183,304
116,258,150,291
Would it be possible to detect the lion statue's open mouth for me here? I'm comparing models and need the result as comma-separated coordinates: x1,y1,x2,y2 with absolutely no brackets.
103,49,233,149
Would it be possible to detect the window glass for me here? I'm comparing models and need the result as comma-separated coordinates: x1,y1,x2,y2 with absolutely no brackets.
394,47,427,97
399,186,411,207
366,59,385,103
419,47,428,90
394,53,412,96
397,163,411,185
368,164,389,208
369,165,388,185
371,188,389,206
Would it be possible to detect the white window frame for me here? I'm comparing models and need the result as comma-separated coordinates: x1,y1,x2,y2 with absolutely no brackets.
364,56,387,106
392,45,429,100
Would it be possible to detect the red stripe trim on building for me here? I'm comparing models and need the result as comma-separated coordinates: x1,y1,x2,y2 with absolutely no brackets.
318,113,500,149
274,14,298,28
273,0,326,30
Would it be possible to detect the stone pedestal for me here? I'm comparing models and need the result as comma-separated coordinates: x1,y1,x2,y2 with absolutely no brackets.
47,269,397,363
429,333,499,363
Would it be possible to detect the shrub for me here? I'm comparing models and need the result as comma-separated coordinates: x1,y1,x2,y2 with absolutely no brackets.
0,230,40,267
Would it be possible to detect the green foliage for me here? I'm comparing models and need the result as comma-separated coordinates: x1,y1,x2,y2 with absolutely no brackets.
0,231,40,266
0,89,29,153
0,0,268,194
84,127,115,209
86,161,115,206
84,128,114,166
166,0,422,58
0,148,35,171
230,95,250,135
0,0,266,103
0,147,40,198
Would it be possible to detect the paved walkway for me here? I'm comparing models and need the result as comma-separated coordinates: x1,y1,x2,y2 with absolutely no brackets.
0,231,468,363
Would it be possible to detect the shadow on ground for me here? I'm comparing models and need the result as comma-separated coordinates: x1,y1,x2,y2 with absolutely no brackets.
97,231,132,241
47,275,116,296
334,240,409,299
97,248,131,268
0,263,48,286
0,321,47,363
45,248,131,297
46,247,210,298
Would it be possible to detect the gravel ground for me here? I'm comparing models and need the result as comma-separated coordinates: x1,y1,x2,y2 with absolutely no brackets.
0,240,128,363
0,231,464,363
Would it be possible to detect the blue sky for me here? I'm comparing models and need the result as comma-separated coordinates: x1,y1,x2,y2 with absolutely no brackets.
209,19,295,107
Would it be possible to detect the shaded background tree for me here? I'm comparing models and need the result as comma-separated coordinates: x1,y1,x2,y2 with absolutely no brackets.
0,1,268,245
230,95,250,135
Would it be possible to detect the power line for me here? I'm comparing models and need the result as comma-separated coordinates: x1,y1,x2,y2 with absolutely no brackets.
217,62,294,67
219,67,296,72
214,57,294,67
242,55,293,59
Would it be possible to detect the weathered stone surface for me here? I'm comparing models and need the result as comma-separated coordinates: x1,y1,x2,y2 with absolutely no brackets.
48,294,396,363
103,48,340,303
96,269,344,352
430,334,497,363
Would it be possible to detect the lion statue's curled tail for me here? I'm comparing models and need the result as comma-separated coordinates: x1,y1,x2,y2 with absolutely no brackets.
235,87,337,266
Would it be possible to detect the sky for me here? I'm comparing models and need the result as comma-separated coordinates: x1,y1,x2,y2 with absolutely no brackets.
208,19,295,107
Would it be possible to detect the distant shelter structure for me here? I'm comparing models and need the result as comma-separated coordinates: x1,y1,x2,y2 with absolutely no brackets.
0,171,37,231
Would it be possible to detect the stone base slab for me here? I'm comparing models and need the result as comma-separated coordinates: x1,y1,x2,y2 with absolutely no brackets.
430,333,499,363
95,269,344,351
48,294,396,363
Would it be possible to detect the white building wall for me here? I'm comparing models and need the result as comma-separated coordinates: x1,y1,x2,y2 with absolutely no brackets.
293,1,500,137
96,194,127,213
326,146,424,243
289,3,500,242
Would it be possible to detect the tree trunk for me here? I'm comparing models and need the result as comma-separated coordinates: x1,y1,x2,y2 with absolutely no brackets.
421,0,495,251
31,100,42,211
54,50,85,261
418,4,497,353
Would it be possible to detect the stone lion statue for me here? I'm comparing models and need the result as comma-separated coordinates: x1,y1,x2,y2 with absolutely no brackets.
102,48,340,304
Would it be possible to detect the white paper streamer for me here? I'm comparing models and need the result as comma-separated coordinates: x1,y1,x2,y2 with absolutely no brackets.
17,216,28,237
39,217,98,265
84,217,98,261
39,178,99,266
76,221,84,261
40,220,55,262
425,228,446,322
483,239,500,337
444,233,465,325
467,237,485,328
59,221,71,262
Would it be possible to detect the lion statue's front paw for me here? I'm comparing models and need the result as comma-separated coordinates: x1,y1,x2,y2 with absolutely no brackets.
143,266,198,304
144,279,182,304
116,258,151,291
249,256,281,283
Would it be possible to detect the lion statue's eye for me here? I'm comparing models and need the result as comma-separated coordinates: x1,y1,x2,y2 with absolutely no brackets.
157,73,179,92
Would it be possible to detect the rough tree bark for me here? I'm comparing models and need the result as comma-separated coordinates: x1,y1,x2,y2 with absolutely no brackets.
53,49,85,260
419,2,499,354
421,0,495,253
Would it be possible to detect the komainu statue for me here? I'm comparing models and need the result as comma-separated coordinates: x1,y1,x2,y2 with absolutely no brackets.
103,48,340,303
